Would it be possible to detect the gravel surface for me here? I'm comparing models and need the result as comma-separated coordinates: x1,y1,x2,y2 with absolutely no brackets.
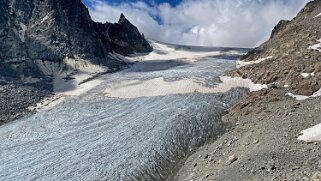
172,89,321,181
0,84,50,125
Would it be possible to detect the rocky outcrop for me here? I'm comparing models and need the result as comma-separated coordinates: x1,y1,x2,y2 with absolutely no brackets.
95,14,153,55
0,0,152,82
230,0,321,96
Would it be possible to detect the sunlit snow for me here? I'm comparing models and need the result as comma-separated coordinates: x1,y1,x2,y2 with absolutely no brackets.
236,56,273,68
309,39,321,52
298,123,321,142
286,88,321,101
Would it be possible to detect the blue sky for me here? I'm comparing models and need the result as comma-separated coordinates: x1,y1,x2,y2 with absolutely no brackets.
82,0,181,7
83,0,310,47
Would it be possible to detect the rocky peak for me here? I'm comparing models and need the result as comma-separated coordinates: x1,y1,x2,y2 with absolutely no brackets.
296,0,321,19
118,13,128,24
270,20,289,39
97,13,153,55
0,0,152,84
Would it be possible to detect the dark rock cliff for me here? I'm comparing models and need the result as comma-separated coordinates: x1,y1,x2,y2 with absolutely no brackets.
0,0,152,82
96,13,153,55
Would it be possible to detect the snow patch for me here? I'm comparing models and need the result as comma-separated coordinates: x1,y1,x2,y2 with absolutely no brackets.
27,95,65,112
298,123,321,142
19,23,27,42
37,57,107,96
309,39,321,52
286,88,321,101
301,72,315,78
53,57,107,96
131,41,245,63
219,76,268,92
286,93,310,101
54,77,102,96
63,56,107,73
236,56,273,68
314,13,321,18
104,76,267,99
40,15,49,23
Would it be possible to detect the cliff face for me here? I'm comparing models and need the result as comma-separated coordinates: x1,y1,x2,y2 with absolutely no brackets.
0,0,152,82
233,0,321,96
96,14,153,55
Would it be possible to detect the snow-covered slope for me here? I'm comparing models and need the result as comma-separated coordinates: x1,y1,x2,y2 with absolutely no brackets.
130,40,247,62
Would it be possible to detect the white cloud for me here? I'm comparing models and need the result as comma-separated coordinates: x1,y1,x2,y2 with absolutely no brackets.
86,0,310,47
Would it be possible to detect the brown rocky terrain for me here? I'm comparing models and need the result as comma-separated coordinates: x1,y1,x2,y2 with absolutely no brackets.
229,0,321,96
171,0,321,180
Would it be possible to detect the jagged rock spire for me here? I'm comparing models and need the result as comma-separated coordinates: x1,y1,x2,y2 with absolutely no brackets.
118,13,130,24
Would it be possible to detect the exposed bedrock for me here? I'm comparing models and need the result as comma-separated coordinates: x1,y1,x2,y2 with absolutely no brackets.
0,0,152,82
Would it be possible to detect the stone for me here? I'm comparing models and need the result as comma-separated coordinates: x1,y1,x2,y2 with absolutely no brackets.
194,163,198,167
314,63,321,73
227,155,238,165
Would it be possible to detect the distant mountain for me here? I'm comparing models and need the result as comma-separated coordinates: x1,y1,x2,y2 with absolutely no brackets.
0,0,152,83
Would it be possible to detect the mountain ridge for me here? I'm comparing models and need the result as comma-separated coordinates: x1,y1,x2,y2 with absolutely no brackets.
233,0,321,96
0,0,152,84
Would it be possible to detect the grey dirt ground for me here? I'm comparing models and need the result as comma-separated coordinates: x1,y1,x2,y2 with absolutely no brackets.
173,89,321,181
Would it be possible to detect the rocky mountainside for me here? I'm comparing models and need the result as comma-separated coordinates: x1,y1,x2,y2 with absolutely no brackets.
96,13,153,55
230,0,321,96
174,0,321,180
0,0,152,83
0,0,152,124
